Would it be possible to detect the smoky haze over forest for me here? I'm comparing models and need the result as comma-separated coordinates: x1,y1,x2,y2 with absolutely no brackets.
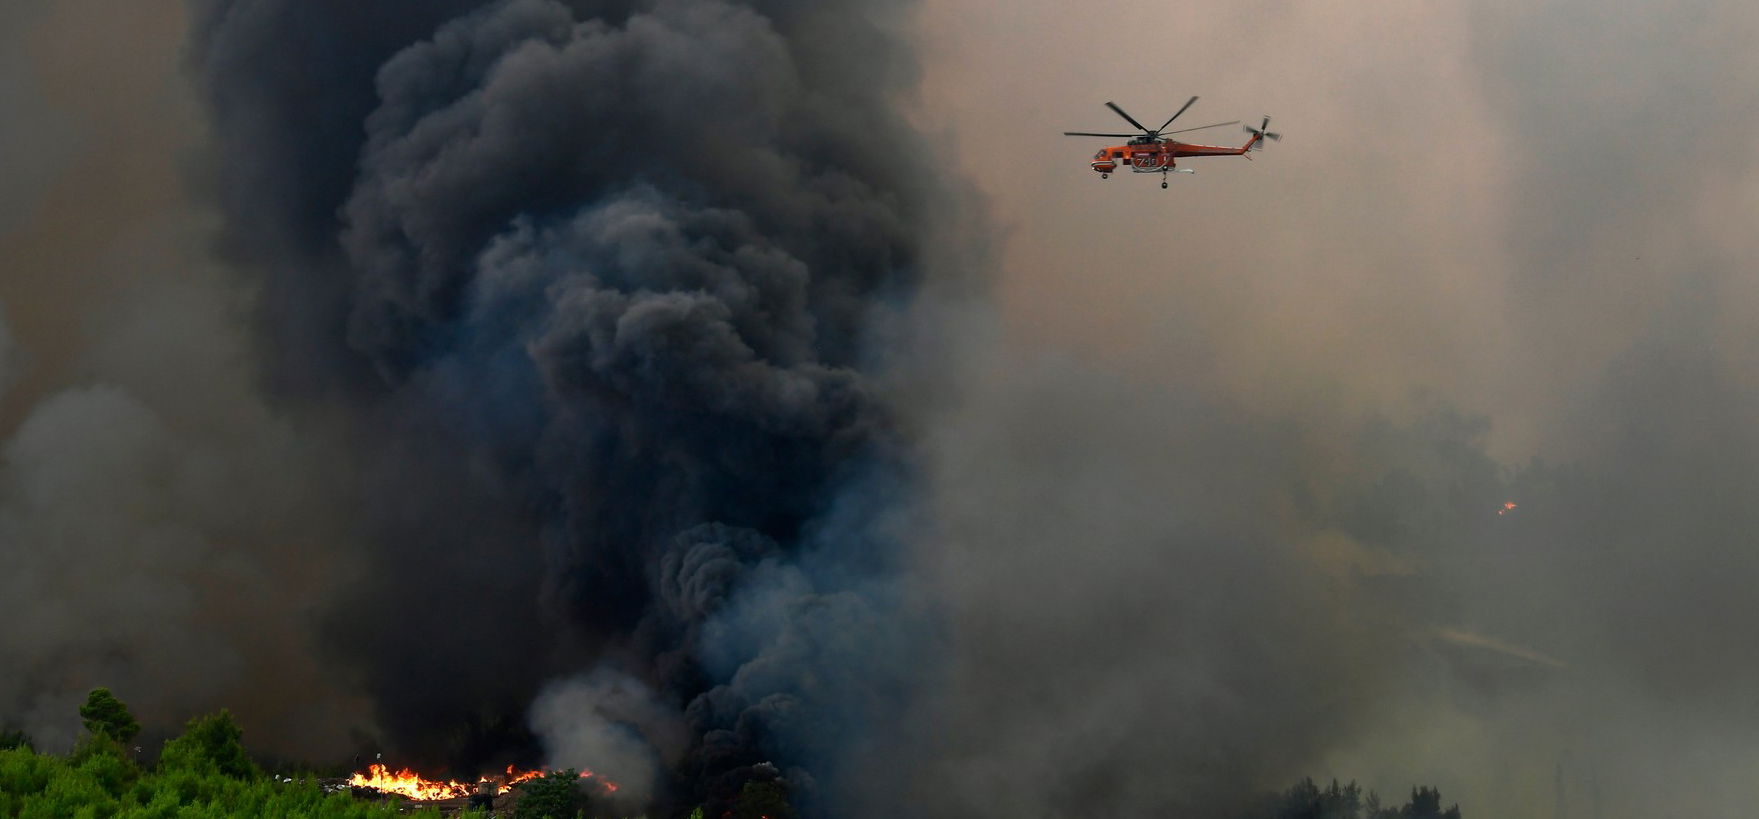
4,1,1759,818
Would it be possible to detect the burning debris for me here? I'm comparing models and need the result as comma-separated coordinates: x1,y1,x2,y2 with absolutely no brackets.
348,764,476,801
1498,501,1518,516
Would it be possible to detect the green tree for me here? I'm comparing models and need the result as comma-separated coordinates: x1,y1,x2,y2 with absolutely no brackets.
514,768,585,819
158,710,257,779
78,688,140,745
1257,778,1460,819
730,780,795,819
0,728,31,752
1400,786,1460,819
1269,777,1366,819
0,745,57,799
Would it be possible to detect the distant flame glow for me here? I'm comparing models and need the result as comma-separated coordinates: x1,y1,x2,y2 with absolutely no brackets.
1498,501,1518,516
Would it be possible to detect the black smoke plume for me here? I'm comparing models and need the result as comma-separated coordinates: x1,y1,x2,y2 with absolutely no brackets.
188,0,947,808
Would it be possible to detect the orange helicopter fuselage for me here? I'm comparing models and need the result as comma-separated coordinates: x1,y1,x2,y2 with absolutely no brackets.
1088,134,1259,174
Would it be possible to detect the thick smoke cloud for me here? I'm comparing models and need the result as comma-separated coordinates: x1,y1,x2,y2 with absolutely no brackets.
187,0,946,808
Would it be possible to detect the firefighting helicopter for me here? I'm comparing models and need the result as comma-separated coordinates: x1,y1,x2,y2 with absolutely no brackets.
1064,97,1279,188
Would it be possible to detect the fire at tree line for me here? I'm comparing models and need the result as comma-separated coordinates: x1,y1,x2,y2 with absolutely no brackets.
0,689,1464,818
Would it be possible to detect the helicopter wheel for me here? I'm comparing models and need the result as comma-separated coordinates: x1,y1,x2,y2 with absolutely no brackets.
1101,173,1109,179
1161,181,1169,189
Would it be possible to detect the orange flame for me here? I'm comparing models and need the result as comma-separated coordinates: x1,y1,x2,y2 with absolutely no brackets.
348,763,619,802
1498,501,1518,516
502,765,619,793
504,765,544,787
347,764,474,801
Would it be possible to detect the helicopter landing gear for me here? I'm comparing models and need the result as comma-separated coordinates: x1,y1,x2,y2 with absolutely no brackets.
1101,173,1109,179
1161,181,1169,189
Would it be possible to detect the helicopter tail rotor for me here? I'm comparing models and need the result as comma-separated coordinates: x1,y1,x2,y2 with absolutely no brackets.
1244,115,1281,150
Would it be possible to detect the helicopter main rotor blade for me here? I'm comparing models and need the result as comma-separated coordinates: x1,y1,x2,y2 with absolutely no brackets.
1162,119,1239,135
1157,96,1200,131
1105,101,1152,133
1063,131,1139,137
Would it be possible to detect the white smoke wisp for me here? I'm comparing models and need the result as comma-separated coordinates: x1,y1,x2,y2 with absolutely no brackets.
529,669,689,806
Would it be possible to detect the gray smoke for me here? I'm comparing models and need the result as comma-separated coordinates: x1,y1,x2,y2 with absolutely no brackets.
0,314,15,399
884,0,1759,816
0,1,370,757
868,334,1409,817
0,7,73,241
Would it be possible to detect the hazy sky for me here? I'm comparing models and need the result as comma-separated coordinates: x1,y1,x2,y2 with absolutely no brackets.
901,1,1759,816
913,0,1759,457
